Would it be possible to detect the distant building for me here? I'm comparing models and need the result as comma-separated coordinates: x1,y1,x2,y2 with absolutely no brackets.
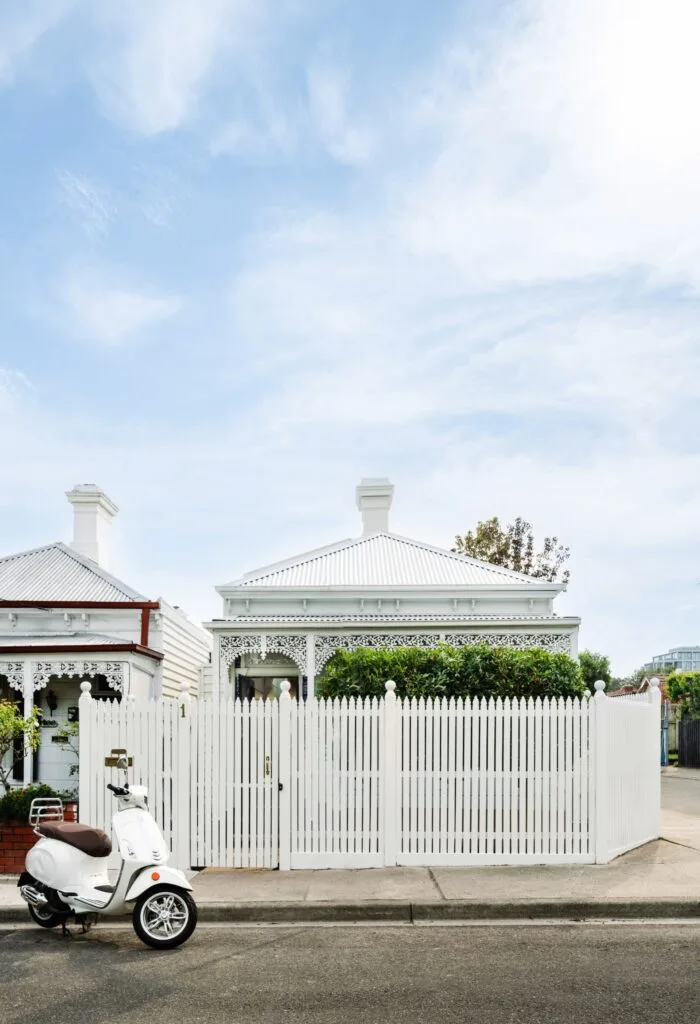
646,646,700,674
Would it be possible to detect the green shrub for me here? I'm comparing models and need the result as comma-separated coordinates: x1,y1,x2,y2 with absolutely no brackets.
316,643,585,701
666,672,700,718
0,785,62,824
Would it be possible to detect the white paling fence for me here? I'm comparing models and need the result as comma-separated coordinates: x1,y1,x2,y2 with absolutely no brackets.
78,679,661,871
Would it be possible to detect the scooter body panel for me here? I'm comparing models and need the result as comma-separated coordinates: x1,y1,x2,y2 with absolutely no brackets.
26,838,110,893
125,866,192,904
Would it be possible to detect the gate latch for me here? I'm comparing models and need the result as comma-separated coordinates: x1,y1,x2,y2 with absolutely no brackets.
264,755,271,777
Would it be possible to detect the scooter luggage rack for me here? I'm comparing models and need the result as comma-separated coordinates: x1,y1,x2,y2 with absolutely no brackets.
29,798,64,834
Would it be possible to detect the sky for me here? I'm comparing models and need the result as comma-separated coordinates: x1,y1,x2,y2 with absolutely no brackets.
0,0,698,677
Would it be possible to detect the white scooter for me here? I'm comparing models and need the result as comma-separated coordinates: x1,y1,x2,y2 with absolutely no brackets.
18,753,197,949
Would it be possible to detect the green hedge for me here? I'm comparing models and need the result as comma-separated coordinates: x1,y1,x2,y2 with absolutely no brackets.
0,785,64,824
316,643,586,701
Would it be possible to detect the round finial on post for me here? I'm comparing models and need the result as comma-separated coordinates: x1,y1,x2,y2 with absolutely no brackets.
594,679,606,693
80,680,92,696
279,679,291,701
126,692,136,704
385,680,396,693
180,680,191,701
584,689,592,700
650,676,660,689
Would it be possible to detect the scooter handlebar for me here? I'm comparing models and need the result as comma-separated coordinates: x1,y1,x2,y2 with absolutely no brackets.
107,783,129,796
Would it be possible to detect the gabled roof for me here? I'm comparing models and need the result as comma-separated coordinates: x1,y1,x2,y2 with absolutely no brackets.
0,542,147,602
220,533,557,591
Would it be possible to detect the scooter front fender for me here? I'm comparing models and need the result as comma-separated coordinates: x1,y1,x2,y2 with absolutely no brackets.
125,866,192,904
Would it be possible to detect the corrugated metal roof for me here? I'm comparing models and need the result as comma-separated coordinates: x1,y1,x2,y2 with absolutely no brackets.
0,633,130,647
0,543,147,602
224,533,550,590
210,614,571,625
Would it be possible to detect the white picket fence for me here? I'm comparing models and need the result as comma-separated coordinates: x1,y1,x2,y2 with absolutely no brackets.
78,679,661,871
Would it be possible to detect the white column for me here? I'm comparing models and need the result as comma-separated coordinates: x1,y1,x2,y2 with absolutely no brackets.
306,634,316,698
23,662,35,786
212,634,221,702
593,680,609,864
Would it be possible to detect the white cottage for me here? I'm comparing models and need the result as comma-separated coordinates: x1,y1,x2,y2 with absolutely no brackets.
0,485,211,791
205,479,580,700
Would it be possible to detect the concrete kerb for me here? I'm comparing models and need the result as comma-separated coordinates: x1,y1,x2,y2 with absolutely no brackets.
3,900,700,926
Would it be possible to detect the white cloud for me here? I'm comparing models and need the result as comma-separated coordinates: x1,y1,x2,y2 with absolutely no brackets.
89,0,256,135
306,63,372,165
0,0,74,87
56,170,115,239
398,0,700,290
56,268,182,345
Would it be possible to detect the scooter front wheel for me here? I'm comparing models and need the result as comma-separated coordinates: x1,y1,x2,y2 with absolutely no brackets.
132,886,197,949
28,903,68,929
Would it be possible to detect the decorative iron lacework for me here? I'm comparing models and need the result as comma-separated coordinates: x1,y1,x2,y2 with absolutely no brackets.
313,630,574,672
445,633,573,654
32,661,124,692
0,661,24,692
219,633,307,673
314,633,442,673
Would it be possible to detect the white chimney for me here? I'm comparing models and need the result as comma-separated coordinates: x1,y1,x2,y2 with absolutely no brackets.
66,485,118,571
356,478,394,535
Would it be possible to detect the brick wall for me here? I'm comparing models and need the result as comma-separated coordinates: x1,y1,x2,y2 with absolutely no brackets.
0,803,77,875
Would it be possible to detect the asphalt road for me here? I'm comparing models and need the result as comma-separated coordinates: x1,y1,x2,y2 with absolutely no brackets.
662,772,700,816
1,923,699,1024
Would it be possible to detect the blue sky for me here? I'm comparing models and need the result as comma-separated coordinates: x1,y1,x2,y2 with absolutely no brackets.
1,0,699,675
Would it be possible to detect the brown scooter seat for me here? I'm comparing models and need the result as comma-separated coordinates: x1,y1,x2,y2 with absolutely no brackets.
37,822,112,858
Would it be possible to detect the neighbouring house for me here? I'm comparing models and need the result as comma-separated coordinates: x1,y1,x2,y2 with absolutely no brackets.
203,478,580,700
0,485,211,792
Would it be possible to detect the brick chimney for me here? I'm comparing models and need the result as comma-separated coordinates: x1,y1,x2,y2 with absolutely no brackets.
66,485,118,571
356,478,394,535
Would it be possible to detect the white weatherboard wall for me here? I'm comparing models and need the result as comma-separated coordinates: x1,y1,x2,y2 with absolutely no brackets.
156,600,212,698
79,681,661,871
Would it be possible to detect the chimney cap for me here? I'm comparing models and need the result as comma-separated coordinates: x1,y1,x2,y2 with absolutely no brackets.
66,485,119,517
356,478,394,535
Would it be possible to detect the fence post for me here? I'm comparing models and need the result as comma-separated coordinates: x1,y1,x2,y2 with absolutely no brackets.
176,681,192,871
78,681,93,825
648,677,662,839
593,680,609,864
278,680,292,871
383,680,399,867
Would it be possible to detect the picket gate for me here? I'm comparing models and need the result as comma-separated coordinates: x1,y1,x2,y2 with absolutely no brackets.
78,679,661,870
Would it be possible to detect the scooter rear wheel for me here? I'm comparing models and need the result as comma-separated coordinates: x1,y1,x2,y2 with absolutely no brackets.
132,886,197,949
28,904,68,929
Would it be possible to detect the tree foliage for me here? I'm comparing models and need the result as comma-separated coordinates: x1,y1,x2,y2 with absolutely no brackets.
0,700,41,794
452,516,571,584
579,650,612,691
666,672,700,718
316,644,585,701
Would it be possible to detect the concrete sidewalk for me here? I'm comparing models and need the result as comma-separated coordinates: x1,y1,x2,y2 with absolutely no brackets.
2,771,699,924
3,838,700,923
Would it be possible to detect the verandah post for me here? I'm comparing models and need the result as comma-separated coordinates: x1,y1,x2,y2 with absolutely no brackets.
78,681,93,825
383,680,399,866
593,680,609,864
278,679,292,871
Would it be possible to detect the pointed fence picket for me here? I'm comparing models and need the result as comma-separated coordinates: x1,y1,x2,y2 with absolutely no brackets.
78,678,661,871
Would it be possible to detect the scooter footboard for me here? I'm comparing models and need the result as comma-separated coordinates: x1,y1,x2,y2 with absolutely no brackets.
124,867,193,904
